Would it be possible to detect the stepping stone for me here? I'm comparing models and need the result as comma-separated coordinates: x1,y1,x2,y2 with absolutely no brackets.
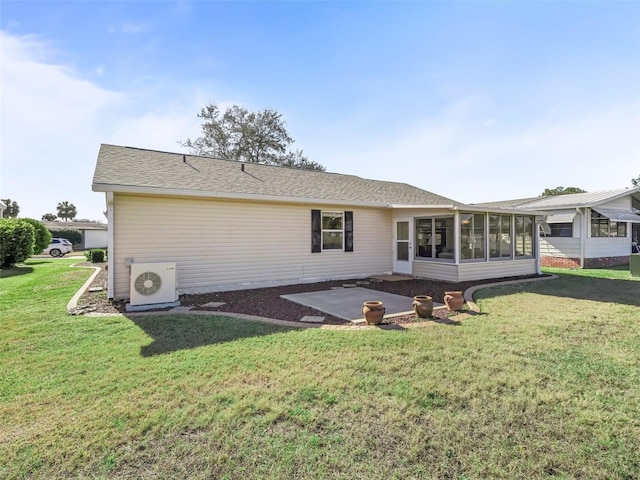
170,306,193,313
300,315,325,323
202,301,226,308
342,283,357,288
88,286,103,292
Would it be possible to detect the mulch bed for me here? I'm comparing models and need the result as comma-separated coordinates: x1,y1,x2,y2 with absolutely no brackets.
76,263,540,326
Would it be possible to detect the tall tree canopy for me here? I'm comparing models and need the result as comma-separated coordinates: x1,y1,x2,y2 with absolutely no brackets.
56,201,77,222
632,175,640,187
180,104,325,171
541,186,587,197
1,199,20,218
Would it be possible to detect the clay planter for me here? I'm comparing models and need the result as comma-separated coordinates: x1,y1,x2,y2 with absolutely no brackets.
412,295,433,318
444,291,464,311
362,301,385,325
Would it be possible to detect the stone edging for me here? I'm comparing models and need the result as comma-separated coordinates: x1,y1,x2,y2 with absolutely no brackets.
67,263,102,313
463,274,559,314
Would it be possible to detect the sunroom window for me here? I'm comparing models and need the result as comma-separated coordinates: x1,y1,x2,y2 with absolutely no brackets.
489,215,512,259
515,215,534,257
460,213,485,260
415,217,454,260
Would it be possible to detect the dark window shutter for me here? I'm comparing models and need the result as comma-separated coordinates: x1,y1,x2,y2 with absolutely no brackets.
311,210,321,253
345,211,354,252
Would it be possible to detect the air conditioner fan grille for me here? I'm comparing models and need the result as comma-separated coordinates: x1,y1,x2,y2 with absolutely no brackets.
134,271,162,296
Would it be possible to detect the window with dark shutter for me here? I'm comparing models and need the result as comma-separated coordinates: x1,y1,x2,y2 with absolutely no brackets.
345,211,353,252
311,210,321,253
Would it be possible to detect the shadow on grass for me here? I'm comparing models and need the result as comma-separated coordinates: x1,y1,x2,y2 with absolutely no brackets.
129,314,295,356
475,273,640,308
0,265,34,278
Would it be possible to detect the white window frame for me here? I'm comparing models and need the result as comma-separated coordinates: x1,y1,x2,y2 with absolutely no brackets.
322,211,344,251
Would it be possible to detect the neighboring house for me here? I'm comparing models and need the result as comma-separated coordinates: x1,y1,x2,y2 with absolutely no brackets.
45,221,108,250
92,144,543,301
0,202,5,218
476,188,640,268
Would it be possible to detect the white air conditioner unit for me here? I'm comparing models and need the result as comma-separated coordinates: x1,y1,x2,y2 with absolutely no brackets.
129,262,178,307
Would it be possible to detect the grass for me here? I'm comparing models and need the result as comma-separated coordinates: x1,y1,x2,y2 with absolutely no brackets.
1,260,639,479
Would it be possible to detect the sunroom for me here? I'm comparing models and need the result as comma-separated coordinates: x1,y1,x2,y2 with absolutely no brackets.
391,207,541,282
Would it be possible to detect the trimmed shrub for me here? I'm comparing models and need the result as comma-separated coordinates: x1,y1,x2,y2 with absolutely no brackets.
0,219,35,268
48,228,82,246
22,218,52,254
90,249,105,263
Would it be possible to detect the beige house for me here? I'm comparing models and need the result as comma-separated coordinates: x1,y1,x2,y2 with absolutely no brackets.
477,188,640,268
93,144,542,301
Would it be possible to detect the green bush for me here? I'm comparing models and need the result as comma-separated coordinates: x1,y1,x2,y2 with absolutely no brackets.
22,218,52,254
90,249,105,263
0,219,35,268
48,228,82,245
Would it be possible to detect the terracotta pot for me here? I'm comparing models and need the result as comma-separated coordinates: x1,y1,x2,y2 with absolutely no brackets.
362,301,385,325
412,295,433,318
444,291,464,311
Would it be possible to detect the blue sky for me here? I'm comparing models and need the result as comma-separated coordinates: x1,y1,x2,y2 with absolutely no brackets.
1,1,639,221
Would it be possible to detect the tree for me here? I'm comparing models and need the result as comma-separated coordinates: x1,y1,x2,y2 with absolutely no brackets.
56,201,77,222
1,199,20,218
541,186,587,197
632,175,640,187
180,104,325,171
42,213,58,221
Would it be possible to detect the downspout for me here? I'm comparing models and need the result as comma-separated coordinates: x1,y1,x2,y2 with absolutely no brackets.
575,207,585,269
453,211,461,281
106,192,115,299
535,218,542,275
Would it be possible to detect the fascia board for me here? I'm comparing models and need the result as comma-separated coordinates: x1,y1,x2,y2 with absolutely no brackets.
91,183,390,208
387,204,457,209
451,204,546,216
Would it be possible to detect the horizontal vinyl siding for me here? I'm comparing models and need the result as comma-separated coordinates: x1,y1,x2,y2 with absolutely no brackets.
412,261,459,282
112,194,392,299
413,258,536,282
458,259,537,281
540,238,581,258
599,197,631,209
585,237,631,258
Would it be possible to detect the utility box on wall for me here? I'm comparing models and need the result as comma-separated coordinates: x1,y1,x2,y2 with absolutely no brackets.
630,254,640,277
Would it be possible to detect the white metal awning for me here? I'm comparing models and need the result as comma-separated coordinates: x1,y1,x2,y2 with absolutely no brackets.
592,208,640,223
545,212,576,223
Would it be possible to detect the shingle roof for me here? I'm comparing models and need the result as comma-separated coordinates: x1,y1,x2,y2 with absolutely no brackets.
92,144,466,207
472,197,540,209
475,188,640,211
512,188,640,210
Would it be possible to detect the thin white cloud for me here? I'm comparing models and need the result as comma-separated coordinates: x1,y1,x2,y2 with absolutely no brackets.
0,31,204,221
320,97,640,204
108,22,151,34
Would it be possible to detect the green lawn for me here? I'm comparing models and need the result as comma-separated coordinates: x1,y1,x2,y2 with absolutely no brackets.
1,260,639,479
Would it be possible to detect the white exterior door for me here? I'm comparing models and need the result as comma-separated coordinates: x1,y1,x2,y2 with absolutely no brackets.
393,219,412,274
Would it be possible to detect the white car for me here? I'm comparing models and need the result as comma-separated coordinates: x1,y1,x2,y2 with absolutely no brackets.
43,238,74,257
